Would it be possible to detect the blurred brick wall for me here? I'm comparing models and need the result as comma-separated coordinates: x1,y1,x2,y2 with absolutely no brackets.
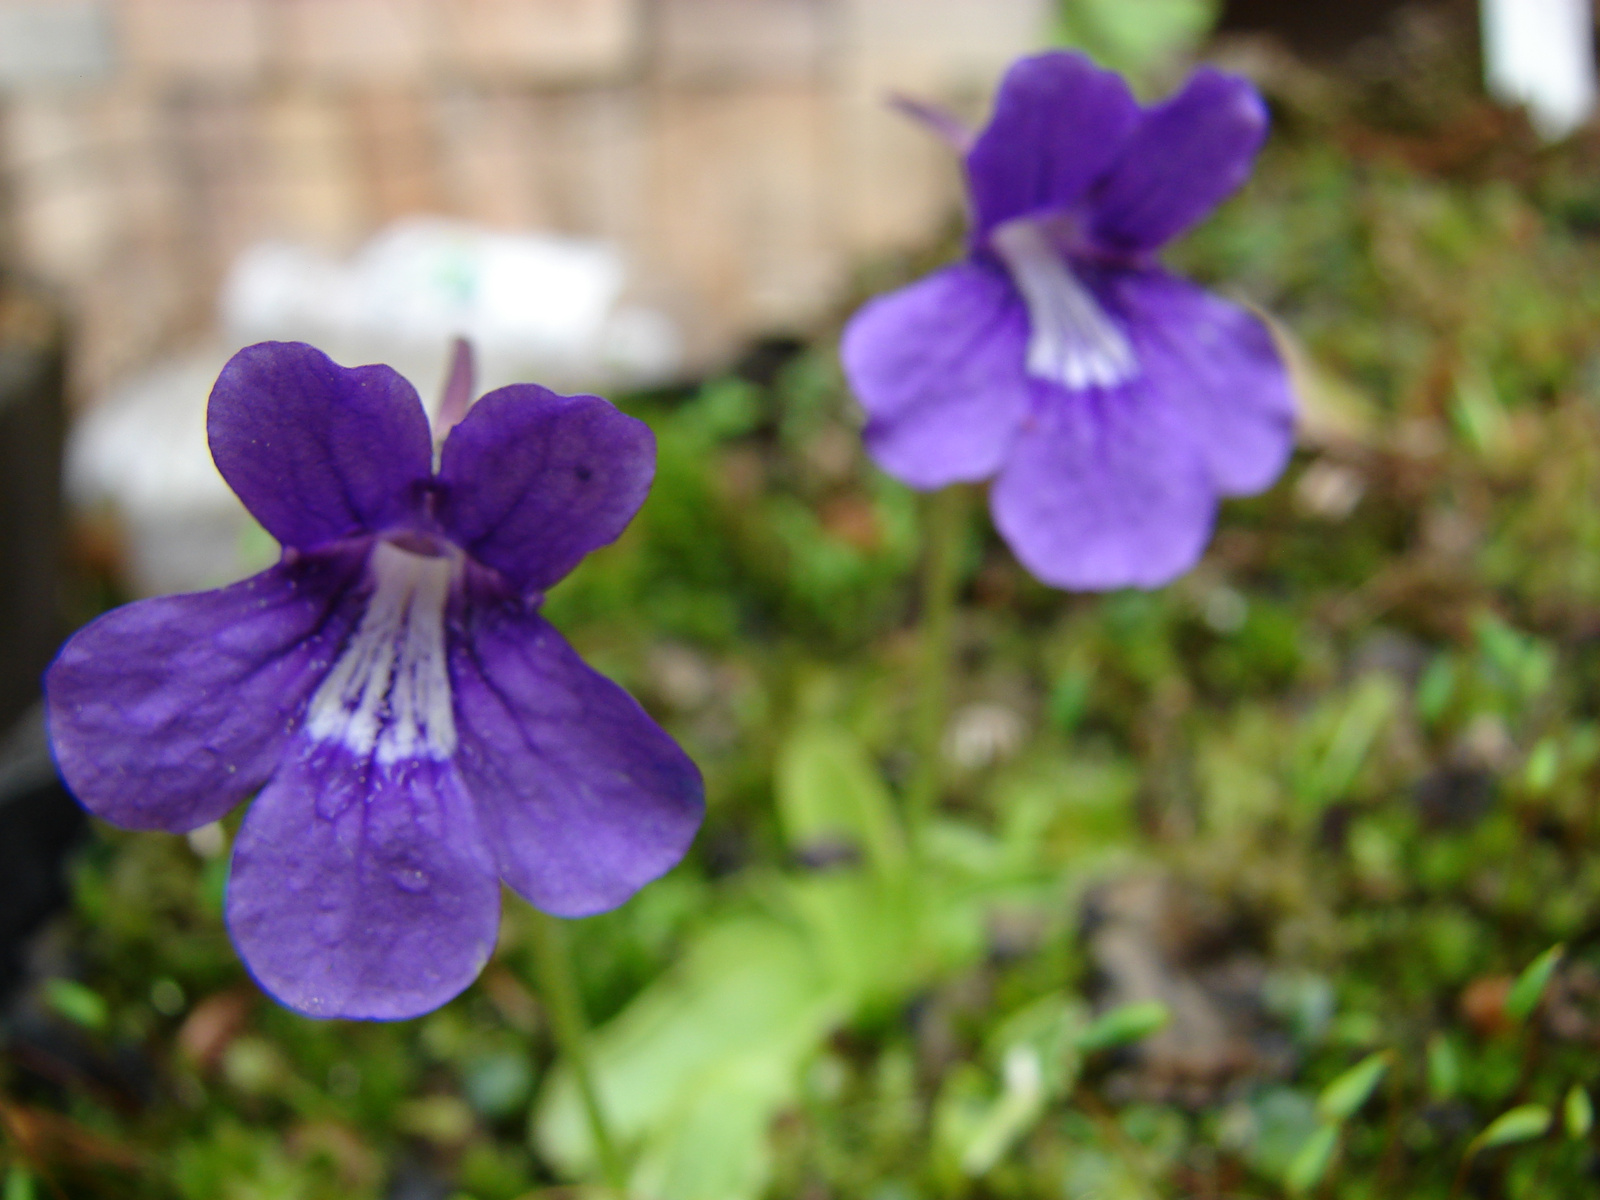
0,0,1050,396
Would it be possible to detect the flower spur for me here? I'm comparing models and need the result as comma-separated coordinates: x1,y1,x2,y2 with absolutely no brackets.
844,51,1296,590
45,341,704,1020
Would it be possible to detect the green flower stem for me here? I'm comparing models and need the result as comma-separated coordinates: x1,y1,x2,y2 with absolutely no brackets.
528,910,626,1197
905,485,969,854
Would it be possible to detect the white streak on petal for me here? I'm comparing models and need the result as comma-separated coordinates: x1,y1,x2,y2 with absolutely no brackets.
992,218,1137,391
306,541,456,763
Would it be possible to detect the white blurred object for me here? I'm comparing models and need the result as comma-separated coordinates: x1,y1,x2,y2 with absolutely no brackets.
943,702,1026,772
1481,0,1597,140
0,1,112,89
66,350,262,597
221,217,684,399
71,219,683,597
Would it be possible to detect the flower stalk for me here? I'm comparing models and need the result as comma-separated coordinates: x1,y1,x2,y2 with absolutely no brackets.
905,485,969,854
529,910,627,1196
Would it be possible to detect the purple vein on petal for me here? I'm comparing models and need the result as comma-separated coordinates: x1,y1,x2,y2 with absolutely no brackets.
304,541,458,769
990,219,1136,391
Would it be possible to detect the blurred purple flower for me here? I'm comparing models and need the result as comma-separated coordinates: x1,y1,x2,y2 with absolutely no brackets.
45,342,703,1020
844,52,1296,589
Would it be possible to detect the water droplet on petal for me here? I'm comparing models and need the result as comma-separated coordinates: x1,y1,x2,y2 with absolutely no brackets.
391,865,429,893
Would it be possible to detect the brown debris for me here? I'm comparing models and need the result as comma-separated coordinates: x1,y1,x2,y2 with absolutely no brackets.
1082,873,1291,1107
1459,974,1513,1038
0,1097,144,1172
175,984,257,1072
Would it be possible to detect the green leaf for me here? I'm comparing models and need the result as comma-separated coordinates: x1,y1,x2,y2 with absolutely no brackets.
1451,361,1512,460
534,916,836,1200
1566,1086,1593,1140
1317,1052,1391,1123
1285,1125,1339,1195
775,724,907,878
1054,0,1219,81
1524,738,1560,793
684,377,763,441
1474,1104,1552,1153
1295,674,1401,809
1048,669,1093,733
1074,1001,1170,1054
1244,1088,1320,1182
1505,944,1564,1023
1427,1034,1462,1101
4,1167,36,1200
1416,656,1456,725
44,978,108,1031
779,873,923,1013
1473,613,1554,701
957,1045,1049,1176
935,1000,1090,1183
988,995,1088,1099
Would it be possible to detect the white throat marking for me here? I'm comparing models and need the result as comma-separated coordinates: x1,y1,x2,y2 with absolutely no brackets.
306,541,457,764
991,218,1137,391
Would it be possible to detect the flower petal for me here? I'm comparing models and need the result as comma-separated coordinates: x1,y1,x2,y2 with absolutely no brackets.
1108,267,1295,495
966,51,1140,241
45,551,366,832
990,382,1216,591
208,342,434,549
842,261,1032,489
451,598,703,918
227,742,500,1020
1086,67,1268,255
436,386,654,594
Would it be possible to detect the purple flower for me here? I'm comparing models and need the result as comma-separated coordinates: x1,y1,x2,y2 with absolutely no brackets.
45,342,703,1020
843,52,1296,589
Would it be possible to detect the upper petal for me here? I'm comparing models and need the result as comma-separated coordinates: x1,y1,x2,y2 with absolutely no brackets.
1107,267,1295,496
990,381,1215,591
842,261,1032,490
450,597,704,918
208,342,434,550
436,386,654,594
226,742,500,1020
1085,67,1268,255
965,51,1140,241
45,550,366,832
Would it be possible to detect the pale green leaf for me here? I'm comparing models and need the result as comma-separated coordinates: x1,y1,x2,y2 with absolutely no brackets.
1427,1035,1462,1101
1074,1001,1170,1054
44,978,108,1031
1566,1086,1593,1140
1505,944,1564,1022
775,723,907,877
1294,674,1402,809
1285,1125,1339,1195
778,873,922,1012
1054,0,1219,82
988,995,1087,1099
1475,1104,1552,1152
958,1045,1049,1176
1317,1052,1390,1123
1524,738,1560,793
534,916,835,1200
